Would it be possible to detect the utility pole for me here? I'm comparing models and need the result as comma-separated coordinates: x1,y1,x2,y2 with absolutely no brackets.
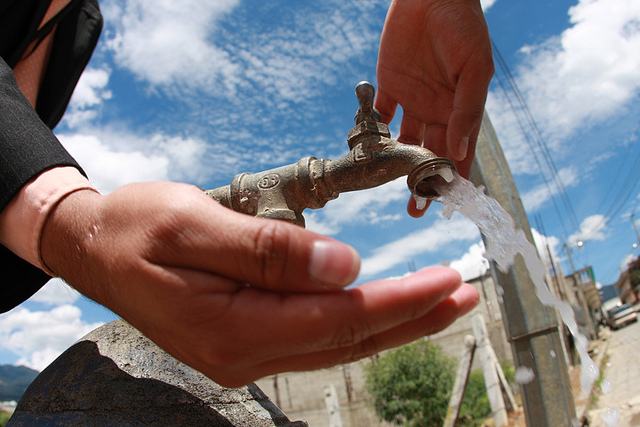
564,243,577,276
535,214,573,366
631,211,640,247
470,113,576,425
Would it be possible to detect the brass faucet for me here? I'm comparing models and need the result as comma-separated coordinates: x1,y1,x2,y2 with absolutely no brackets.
205,82,454,227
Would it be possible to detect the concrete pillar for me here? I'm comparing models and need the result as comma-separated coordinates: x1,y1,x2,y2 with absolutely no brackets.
470,113,576,425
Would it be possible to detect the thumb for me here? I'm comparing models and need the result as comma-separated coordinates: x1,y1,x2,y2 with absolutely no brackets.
172,203,361,292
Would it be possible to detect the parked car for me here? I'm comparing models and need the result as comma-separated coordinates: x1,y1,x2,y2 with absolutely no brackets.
606,303,638,330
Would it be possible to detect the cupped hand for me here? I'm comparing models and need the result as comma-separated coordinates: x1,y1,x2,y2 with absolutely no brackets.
376,0,494,217
41,182,478,387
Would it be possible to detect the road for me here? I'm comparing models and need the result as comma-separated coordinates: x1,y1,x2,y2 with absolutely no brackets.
589,320,640,426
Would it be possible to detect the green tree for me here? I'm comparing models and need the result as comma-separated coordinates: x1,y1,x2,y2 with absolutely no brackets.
0,410,10,427
364,340,455,426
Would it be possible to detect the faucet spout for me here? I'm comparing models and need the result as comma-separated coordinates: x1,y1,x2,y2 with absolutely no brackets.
322,136,454,197
204,82,455,228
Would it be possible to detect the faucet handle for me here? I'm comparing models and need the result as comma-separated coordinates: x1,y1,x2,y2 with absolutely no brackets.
354,81,381,124
347,81,390,149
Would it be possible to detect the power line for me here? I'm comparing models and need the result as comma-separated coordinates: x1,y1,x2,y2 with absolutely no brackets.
584,132,640,235
492,42,581,233
491,41,640,262
492,73,570,242
601,141,640,220
491,42,575,241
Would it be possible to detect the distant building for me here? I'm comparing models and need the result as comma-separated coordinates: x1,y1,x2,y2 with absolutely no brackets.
615,268,639,305
564,266,601,338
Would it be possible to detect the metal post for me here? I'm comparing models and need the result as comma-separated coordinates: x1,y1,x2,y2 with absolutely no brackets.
473,315,508,426
444,335,477,427
564,245,596,339
564,243,577,277
470,113,576,425
323,385,343,427
273,374,281,408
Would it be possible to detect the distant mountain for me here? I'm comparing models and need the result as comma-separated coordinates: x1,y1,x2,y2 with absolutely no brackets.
0,365,39,402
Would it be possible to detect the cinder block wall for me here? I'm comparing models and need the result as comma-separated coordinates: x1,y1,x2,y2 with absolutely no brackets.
255,273,514,426
256,359,392,427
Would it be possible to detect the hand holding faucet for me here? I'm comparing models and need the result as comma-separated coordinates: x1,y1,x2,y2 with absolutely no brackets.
376,0,494,216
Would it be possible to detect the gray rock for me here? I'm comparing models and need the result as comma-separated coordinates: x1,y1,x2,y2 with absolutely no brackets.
10,320,306,427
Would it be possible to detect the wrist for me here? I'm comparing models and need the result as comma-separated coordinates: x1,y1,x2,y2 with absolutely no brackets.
40,189,106,301
0,167,98,271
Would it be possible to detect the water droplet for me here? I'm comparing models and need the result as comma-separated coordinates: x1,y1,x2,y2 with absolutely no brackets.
515,366,535,384
601,379,611,394
550,350,556,358
414,195,427,210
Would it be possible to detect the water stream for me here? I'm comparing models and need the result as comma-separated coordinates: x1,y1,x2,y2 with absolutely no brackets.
432,173,599,394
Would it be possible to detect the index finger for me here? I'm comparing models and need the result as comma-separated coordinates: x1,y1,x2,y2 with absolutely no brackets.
225,266,463,361
374,88,398,124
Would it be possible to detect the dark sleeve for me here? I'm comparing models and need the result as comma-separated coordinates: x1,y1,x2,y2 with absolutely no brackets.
0,58,85,313
0,59,85,209
0,0,102,312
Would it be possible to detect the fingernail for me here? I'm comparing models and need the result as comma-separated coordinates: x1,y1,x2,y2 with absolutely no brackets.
457,136,469,161
309,240,360,287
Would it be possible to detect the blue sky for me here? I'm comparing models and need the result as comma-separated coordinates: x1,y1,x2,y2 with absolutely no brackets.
1,0,639,370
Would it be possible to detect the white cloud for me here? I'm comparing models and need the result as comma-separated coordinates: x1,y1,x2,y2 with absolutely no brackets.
0,305,102,371
306,178,408,235
69,68,112,109
63,67,112,129
361,214,479,277
305,213,340,235
234,3,381,104
568,214,608,245
107,0,241,92
58,133,170,193
106,1,383,108
366,212,403,224
29,279,80,306
521,167,579,211
520,0,640,138
449,241,489,281
57,129,231,193
487,0,640,175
